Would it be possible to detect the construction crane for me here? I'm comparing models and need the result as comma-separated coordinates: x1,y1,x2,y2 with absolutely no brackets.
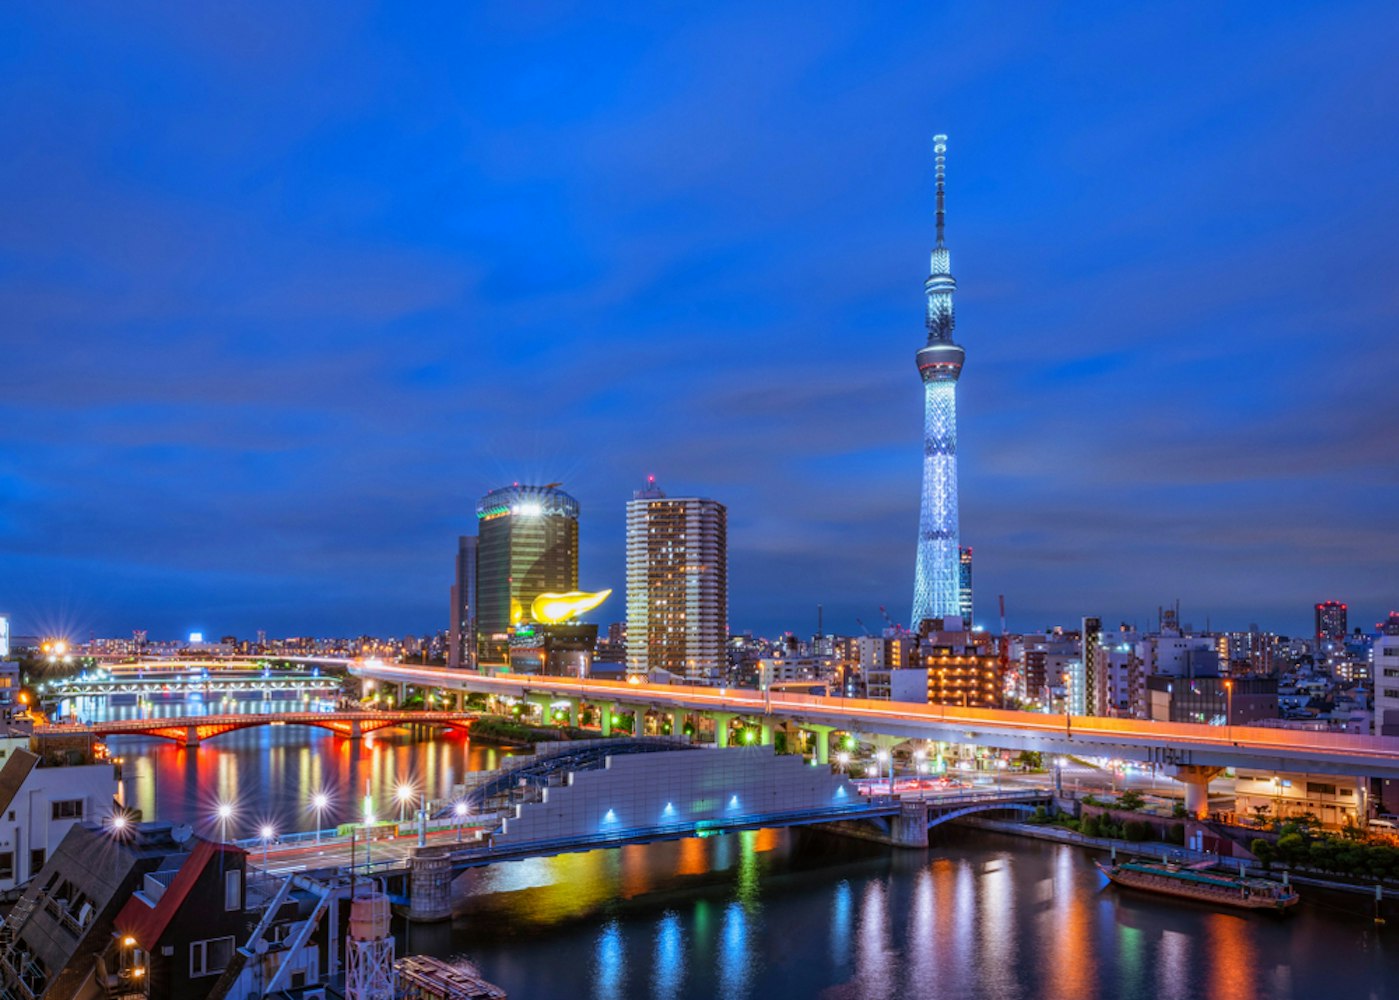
878,606,908,637
854,617,872,638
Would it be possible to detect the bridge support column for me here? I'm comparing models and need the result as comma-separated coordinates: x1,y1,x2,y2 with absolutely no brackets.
1169,765,1223,819
406,849,454,923
184,726,201,749
713,713,736,748
349,720,363,740
601,704,616,737
664,710,679,737
891,801,930,848
565,699,580,728
807,726,833,765
758,718,774,747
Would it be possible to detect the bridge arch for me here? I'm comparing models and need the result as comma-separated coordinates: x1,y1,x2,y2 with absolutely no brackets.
39,711,475,749
926,801,1041,830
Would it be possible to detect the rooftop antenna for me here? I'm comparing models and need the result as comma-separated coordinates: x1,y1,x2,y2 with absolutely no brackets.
933,134,948,248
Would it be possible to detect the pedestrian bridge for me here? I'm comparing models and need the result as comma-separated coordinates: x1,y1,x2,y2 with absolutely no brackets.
34,710,475,748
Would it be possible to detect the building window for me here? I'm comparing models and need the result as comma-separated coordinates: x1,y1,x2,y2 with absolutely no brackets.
51,800,84,821
191,936,236,977
29,849,45,875
0,852,12,880
225,870,242,911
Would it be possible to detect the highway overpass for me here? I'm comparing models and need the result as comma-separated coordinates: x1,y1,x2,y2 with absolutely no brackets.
351,661,1399,782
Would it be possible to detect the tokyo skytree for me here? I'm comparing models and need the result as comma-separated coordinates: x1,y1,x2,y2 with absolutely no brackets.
912,134,966,628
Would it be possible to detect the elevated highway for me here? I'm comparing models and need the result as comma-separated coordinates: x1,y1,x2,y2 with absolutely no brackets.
351,661,1399,781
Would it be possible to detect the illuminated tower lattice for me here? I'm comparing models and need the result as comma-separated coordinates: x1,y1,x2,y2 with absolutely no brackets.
912,134,966,628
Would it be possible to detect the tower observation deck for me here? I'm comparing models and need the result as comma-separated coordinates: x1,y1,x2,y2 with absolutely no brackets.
912,134,965,627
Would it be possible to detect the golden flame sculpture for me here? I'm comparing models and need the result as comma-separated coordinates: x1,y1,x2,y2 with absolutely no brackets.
530,589,612,625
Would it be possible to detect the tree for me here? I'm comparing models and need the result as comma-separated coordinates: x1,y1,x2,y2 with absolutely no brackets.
1081,815,1102,838
1276,832,1307,866
1251,839,1276,870
1123,820,1149,842
1117,790,1146,812
1016,750,1044,770
1251,804,1271,826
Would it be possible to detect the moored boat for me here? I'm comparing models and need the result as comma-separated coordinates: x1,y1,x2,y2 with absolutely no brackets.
1096,857,1299,912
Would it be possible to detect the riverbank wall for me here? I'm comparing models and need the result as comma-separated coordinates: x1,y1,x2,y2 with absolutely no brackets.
952,815,1399,909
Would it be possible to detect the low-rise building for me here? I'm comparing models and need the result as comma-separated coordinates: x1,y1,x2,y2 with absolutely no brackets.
0,735,119,893
1233,770,1366,829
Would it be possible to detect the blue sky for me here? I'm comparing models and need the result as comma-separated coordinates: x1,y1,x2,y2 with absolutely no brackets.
3,2,1397,640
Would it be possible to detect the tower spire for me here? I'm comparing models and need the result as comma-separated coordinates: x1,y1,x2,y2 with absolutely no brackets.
933,134,947,248
913,132,965,631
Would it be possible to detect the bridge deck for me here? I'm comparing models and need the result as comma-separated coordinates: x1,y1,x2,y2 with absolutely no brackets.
34,710,476,747
248,787,1047,880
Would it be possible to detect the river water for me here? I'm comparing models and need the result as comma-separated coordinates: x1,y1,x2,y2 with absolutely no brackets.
97,713,1396,1000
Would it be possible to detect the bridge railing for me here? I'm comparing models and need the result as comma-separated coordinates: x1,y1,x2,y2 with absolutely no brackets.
267,799,905,876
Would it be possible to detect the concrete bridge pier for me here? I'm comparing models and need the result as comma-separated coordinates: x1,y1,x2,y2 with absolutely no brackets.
892,802,930,847
759,718,775,747
713,712,736,748
406,850,454,923
348,719,363,739
184,725,201,748
1169,765,1224,818
806,726,834,765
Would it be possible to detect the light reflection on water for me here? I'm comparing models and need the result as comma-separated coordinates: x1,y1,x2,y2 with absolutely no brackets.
85,702,517,837
446,827,1399,1000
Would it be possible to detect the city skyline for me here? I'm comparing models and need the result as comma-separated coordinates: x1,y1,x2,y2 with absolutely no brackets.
5,5,1398,639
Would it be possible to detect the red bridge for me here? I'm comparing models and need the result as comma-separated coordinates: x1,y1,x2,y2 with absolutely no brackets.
35,710,476,748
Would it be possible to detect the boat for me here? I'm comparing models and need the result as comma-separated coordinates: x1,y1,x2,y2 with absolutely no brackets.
1096,857,1299,912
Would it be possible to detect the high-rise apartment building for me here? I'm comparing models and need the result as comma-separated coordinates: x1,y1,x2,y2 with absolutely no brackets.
958,547,974,626
448,534,478,669
912,135,968,629
1315,600,1348,644
1081,616,1104,716
475,484,579,665
625,478,727,685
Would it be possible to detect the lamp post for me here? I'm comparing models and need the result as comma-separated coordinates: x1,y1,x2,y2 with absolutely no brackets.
260,824,274,872
362,794,375,869
396,783,414,825
311,792,329,846
455,801,468,843
1224,679,1234,740
215,802,234,844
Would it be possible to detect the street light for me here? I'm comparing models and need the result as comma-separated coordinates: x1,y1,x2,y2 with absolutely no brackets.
215,802,235,843
396,783,415,824
1224,679,1234,739
260,823,275,871
310,792,330,845
836,751,850,774
362,795,375,868
454,801,468,842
